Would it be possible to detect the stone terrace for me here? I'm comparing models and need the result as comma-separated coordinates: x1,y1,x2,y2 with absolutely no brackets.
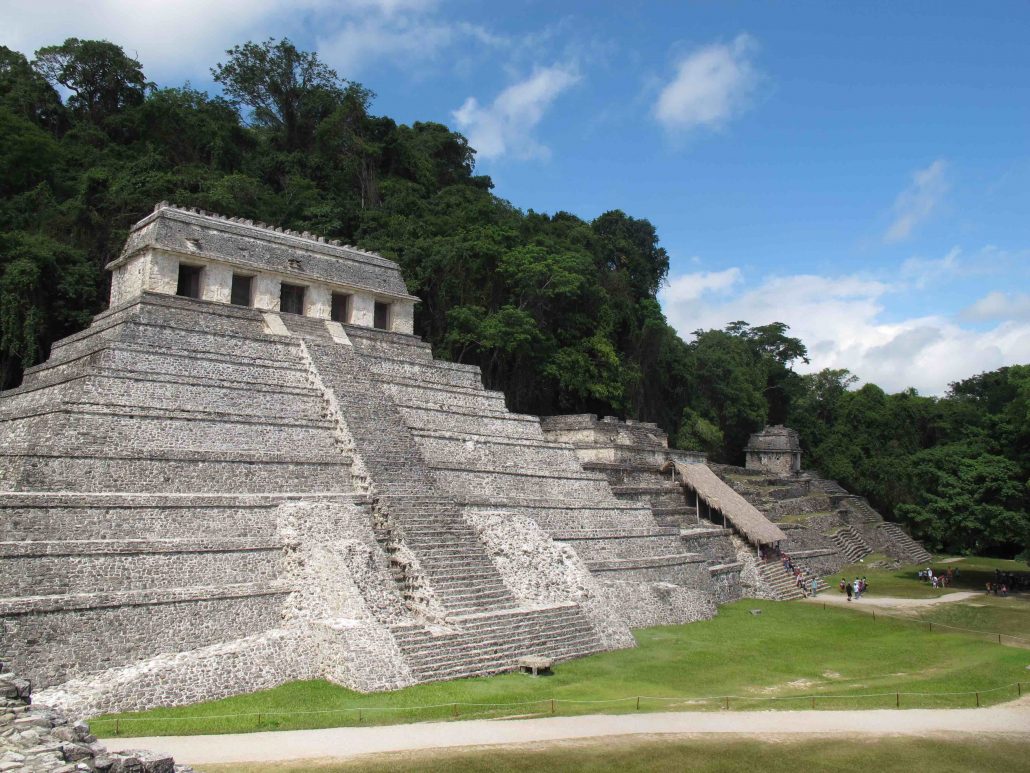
0,206,732,716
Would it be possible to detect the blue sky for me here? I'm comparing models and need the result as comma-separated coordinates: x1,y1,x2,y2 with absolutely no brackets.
4,0,1029,393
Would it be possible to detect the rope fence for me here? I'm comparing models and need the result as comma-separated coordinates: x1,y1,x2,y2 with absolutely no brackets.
813,598,1030,646
89,681,1026,736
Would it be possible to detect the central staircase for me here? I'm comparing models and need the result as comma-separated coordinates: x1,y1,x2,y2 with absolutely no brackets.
756,561,808,600
286,318,604,682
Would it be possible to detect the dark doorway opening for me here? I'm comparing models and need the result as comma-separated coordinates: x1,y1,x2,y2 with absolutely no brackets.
280,283,306,315
230,274,253,306
373,301,391,330
176,264,202,299
331,292,352,324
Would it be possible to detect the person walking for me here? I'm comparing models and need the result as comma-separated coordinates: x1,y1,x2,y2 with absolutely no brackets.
846,582,853,602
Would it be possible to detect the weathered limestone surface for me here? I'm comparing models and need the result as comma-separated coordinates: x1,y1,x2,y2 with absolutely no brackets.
540,414,745,605
466,511,635,650
745,425,801,475
1,661,194,773
0,206,754,717
711,456,932,571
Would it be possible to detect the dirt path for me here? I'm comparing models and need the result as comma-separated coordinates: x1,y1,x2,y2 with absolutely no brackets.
804,591,980,610
105,700,1030,765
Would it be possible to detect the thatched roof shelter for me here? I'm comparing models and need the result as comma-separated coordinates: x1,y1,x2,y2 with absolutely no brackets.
664,461,787,546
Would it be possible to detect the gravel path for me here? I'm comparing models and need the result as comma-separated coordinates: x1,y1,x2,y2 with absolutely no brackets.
105,700,1030,765
804,591,980,609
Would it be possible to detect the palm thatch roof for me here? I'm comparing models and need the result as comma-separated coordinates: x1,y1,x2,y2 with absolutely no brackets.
665,461,787,545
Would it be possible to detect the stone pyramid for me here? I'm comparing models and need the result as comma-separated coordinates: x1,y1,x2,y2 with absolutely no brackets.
0,204,720,717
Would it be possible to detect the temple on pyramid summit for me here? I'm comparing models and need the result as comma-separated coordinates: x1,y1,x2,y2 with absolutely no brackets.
0,203,929,718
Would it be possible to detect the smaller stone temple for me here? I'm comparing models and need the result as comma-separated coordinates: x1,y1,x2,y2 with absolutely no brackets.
745,425,802,475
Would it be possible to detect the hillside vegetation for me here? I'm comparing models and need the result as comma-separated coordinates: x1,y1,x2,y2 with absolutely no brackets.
0,38,1026,557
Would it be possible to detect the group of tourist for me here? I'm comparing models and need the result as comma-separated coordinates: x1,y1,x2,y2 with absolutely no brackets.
918,566,957,589
838,576,868,601
986,569,1027,595
780,552,819,597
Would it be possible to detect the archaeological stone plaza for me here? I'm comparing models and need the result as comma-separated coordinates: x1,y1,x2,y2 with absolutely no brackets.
0,204,932,718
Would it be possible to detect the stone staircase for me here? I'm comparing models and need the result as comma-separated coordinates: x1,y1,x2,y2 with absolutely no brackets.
830,525,872,564
841,496,882,524
756,560,808,600
300,336,519,619
879,521,933,563
388,604,601,683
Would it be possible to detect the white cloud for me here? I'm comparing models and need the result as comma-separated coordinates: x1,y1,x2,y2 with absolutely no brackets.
317,18,461,76
0,0,487,81
653,33,759,134
660,268,1030,395
900,245,961,289
452,64,581,161
961,291,1030,322
663,267,742,302
884,159,948,243
0,0,312,79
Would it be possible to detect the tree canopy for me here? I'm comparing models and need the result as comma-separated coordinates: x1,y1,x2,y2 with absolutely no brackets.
0,38,1025,559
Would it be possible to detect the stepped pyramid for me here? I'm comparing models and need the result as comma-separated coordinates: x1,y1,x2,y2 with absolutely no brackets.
0,204,718,717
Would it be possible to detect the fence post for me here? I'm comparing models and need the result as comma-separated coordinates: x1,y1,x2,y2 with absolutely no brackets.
358,709,362,723
724,696,729,711
257,713,262,727
453,703,459,717
551,699,555,714
636,696,640,710
998,633,1002,645
810,697,815,709
896,692,900,708
1019,682,1022,697
929,622,933,632
115,719,120,736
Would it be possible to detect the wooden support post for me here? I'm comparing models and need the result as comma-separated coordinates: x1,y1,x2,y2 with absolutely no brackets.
810,697,815,709
976,692,980,708
115,719,120,736
724,696,729,710
551,699,555,714
636,696,640,710
896,692,900,708
453,703,458,717
257,713,262,727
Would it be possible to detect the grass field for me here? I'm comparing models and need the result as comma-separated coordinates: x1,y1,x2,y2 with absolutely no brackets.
200,735,1030,773
916,594,1030,641
92,598,1030,738
824,554,1028,599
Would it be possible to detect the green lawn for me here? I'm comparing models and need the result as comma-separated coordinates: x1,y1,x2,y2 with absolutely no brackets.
200,735,1030,773
825,554,1029,599
93,599,1030,738
915,595,1030,642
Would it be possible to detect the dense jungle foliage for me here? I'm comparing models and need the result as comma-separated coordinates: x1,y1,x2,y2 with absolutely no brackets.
0,39,1026,558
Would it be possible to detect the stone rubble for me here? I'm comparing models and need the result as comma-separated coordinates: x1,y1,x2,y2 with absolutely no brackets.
0,662,193,773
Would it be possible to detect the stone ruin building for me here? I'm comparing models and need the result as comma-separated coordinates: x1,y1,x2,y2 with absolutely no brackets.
0,204,736,718
0,204,931,720
745,425,802,475
711,425,932,597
